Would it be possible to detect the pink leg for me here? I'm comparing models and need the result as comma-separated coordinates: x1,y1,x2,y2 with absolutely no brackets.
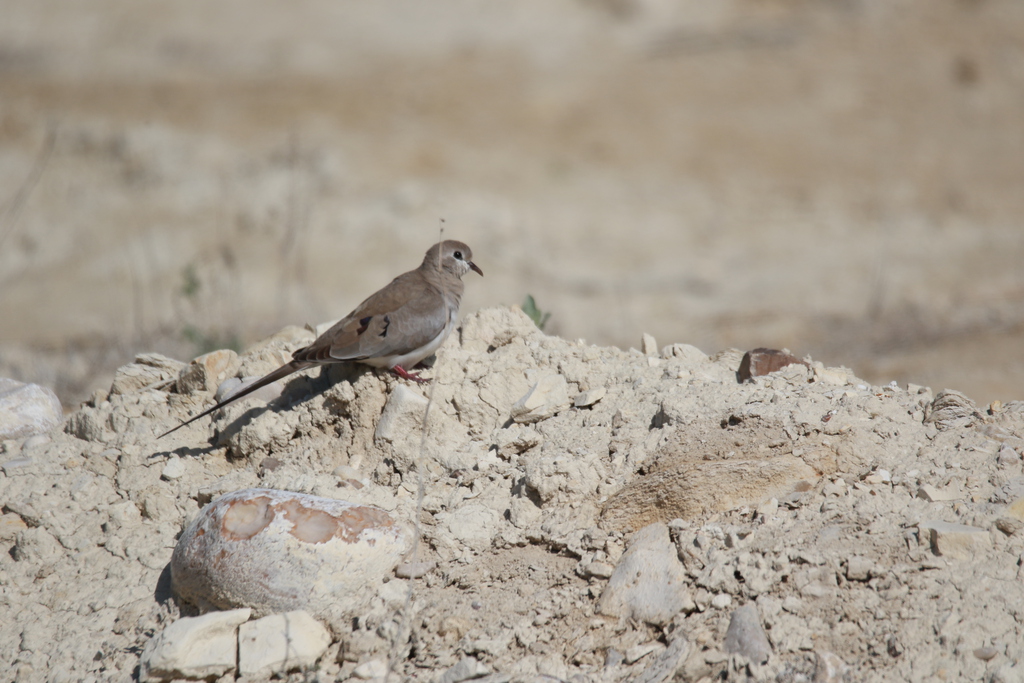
391,365,429,384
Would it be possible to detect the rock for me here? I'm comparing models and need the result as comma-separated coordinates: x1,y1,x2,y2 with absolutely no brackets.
625,642,664,664
139,608,251,682
642,333,658,356
0,512,28,541
237,610,331,677
737,348,808,382
998,445,1021,467
631,637,690,683
352,658,389,679
0,379,63,440
974,647,999,661
110,353,185,395
510,374,570,423
395,561,436,579
723,604,772,665
439,503,501,549
171,488,413,622
602,456,817,529
374,383,477,474
919,520,991,560
918,484,960,502
12,527,64,564
177,349,240,395
596,523,693,626
574,386,606,408
813,650,848,683
711,594,732,609
845,556,874,581
996,517,1024,536
437,656,490,683
925,389,983,430
161,456,185,481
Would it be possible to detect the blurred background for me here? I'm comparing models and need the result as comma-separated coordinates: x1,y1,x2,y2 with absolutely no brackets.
2,0,1023,410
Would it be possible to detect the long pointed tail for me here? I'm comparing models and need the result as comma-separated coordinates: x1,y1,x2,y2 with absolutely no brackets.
157,361,311,439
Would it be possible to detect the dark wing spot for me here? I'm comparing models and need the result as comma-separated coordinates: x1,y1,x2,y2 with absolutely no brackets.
379,315,390,338
357,316,373,335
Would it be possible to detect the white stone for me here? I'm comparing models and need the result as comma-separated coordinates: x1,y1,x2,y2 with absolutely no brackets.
161,456,186,481
237,610,331,677
919,520,991,560
596,522,693,626
574,387,607,408
437,656,490,683
140,608,251,681
641,333,658,356
723,604,771,665
510,374,570,423
171,489,413,623
352,658,389,679
0,379,63,440
918,484,960,502
711,593,732,609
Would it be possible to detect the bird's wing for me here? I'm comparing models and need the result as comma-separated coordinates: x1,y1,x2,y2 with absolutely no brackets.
293,270,450,364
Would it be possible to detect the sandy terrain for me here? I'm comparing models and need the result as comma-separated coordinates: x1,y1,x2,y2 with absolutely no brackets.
2,0,1024,410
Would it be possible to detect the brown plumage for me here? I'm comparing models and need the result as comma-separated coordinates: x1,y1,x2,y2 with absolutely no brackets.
158,240,482,439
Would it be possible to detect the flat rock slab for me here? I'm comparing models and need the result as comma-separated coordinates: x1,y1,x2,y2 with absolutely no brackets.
140,608,251,682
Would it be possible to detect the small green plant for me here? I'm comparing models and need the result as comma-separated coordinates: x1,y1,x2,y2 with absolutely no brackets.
181,263,201,300
181,325,242,356
522,294,551,331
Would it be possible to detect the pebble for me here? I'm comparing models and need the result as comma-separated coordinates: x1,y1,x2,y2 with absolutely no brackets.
918,484,961,502
625,641,663,664
641,333,658,356
737,348,808,382
596,522,694,625
237,611,331,677
161,457,185,481
139,608,251,682
0,379,63,440
352,658,389,679
919,520,991,560
437,657,489,683
510,374,571,423
711,593,732,609
845,556,874,581
395,561,436,579
974,647,999,661
631,637,690,683
574,387,607,408
814,650,848,683
723,604,772,665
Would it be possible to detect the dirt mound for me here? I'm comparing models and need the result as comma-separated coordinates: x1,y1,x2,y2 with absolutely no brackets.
2,306,1023,681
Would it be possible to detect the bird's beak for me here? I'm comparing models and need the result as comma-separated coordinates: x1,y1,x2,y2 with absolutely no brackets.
469,262,483,276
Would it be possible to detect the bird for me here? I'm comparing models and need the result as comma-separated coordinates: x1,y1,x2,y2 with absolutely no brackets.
158,240,482,439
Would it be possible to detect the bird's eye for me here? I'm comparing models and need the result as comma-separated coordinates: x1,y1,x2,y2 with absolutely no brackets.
454,251,463,259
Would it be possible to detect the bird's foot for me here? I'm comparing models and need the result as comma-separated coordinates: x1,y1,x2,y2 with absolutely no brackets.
392,365,430,384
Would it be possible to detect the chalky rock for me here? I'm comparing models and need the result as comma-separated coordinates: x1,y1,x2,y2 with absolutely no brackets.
171,489,413,621
925,389,984,431
510,374,570,423
596,522,693,626
723,604,772,665
919,520,991,560
177,349,240,395
0,378,63,440
237,610,331,677
110,353,186,395
737,348,808,382
140,608,251,682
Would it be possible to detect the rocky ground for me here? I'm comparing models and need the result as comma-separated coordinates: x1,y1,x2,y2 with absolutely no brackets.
3,306,1024,682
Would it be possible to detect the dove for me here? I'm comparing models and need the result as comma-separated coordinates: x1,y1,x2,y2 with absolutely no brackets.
159,240,482,438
